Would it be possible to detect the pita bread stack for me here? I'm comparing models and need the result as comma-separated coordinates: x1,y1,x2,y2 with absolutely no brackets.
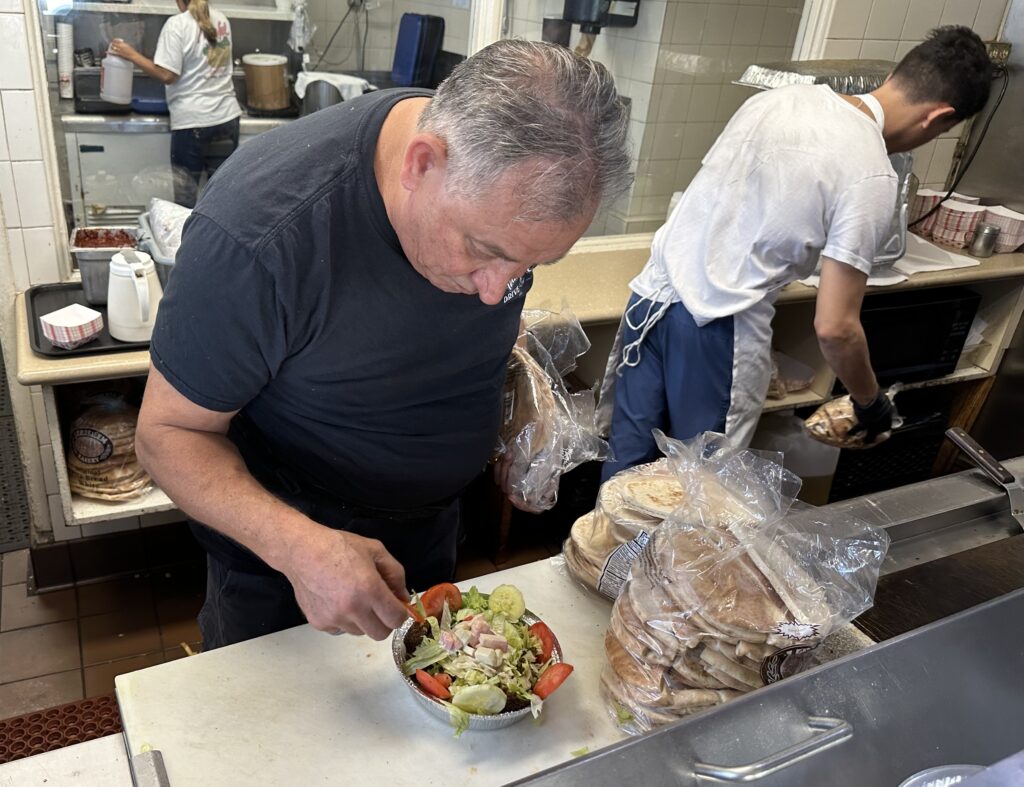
562,460,681,594
67,403,152,502
804,395,890,449
563,458,763,596
602,524,829,734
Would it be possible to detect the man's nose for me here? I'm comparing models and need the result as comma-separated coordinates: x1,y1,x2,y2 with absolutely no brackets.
473,265,521,305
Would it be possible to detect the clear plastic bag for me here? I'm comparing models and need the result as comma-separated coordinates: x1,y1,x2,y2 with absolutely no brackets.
601,431,889,734
147,197,192,258
804,383,904,449
563,430,802,599
67,394,153,502
496,306,609,511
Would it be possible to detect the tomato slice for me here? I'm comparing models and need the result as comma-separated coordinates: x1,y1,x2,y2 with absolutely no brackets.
421,583,463,619
415,669,451,700
434,673,452,689
529,621,556,662
533,663,573,699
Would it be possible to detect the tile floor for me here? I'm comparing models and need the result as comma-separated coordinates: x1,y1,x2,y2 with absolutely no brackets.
0,518,567,721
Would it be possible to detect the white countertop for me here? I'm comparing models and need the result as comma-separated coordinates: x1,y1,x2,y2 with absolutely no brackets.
0,735,131,786
115,559,625,786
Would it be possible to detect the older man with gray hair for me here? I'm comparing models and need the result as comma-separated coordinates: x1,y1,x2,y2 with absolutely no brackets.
136,39,632,648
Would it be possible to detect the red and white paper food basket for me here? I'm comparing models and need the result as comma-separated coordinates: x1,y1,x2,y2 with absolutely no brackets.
39,304,104,350
983,205,1024,254
948,191,981,204
909,188,944,237
931,200,988,248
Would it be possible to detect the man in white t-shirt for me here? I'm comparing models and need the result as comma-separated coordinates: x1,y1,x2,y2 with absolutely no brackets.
602,26,993,481
110,0,241,207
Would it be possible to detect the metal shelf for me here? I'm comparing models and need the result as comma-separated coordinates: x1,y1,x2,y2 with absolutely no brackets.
70,1,293,21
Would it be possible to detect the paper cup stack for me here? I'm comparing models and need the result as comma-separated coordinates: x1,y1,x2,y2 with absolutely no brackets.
68,403,152,501
40,304,103,350
983,206,1024,253
601,524,830,734
932,200,988,248
57,22,75,99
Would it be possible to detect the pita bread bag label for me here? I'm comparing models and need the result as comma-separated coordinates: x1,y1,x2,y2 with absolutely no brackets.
760,642,818,684
71,427,114,464
596,530,650,600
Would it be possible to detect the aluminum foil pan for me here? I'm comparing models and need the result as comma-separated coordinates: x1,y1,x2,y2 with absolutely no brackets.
391,606,564,731
735,59,896,94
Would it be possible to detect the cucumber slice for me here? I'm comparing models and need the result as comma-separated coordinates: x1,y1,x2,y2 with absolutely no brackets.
487,584,526,620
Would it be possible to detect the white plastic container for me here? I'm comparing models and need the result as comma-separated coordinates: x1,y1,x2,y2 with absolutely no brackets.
107,250,162,342
99,52,134,105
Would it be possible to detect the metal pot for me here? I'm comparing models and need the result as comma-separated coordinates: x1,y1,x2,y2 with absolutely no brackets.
300,79,343,116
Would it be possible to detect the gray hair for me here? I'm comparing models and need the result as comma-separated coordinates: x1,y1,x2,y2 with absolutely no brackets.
417,39,633,221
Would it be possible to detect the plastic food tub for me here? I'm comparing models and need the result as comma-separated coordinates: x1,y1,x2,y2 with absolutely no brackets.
69,226,139,305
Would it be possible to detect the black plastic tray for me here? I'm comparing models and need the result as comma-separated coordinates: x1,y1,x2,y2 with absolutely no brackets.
26,282,149,358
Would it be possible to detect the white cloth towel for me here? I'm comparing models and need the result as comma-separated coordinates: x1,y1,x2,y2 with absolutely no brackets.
294,71,370,100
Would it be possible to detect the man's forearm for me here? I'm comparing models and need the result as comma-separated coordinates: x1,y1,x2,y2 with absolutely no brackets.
136,426,316,574
818,326,879,405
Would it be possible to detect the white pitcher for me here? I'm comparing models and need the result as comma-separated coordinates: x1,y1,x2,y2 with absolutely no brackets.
107,249,162,342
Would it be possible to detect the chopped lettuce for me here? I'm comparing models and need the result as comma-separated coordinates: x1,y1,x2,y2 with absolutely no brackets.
402,638,446,675
452,684,507,715
461,586,488,611
613,703,634,725
441,701,470,738
571,747,590,758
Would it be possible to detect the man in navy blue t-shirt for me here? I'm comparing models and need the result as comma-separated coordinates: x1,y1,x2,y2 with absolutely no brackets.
136,40,632,648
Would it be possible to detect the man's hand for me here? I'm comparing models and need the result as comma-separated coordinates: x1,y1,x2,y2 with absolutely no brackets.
849,390,895,445
493,452,547,513
282,527,412,640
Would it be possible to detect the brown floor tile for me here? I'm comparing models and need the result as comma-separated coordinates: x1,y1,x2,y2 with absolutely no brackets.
0,670,83,719
158,615,203,652
76,574,154,617
79,607,162,666
84,652,163,698
493,544,552,571
0,621,81,683
2,550,29,587
1,583,77,632
454,557,498,583
163,641,202,662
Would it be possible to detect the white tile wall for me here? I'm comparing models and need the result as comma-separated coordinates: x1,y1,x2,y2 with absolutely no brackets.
0,92,8,160
11,160,52,227
23,225,59,284
0,159,18,226
0,13,33,90
0,0,22,13
6,225,27,291
1,90,41,160
823,0,1010,192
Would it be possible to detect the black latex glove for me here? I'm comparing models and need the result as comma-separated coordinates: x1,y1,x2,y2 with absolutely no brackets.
849,391,895,445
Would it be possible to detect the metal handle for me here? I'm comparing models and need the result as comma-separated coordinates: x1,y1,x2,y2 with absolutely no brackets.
692,716,853,782
945,428,1014,486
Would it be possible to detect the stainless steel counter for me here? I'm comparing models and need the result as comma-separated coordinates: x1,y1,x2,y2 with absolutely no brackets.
60,110,291,135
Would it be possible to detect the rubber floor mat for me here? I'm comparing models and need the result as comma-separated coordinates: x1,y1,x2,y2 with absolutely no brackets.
0,344,30,554
0,695,122,764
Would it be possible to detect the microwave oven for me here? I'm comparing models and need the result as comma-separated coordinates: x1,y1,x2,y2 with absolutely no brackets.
833,286,981,392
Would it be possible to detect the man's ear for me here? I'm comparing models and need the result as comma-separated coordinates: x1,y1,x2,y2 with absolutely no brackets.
922,104,958,129
399,133,448,193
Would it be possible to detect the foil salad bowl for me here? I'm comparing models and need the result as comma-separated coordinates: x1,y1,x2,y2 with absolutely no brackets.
391,606,564,731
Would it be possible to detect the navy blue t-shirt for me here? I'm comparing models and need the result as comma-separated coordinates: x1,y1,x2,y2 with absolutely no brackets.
150,89,531,516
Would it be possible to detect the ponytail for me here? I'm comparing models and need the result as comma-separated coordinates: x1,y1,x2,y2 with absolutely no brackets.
188,0,218,47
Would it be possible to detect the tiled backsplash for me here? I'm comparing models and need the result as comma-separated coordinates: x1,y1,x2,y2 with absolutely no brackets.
825,0,1009,191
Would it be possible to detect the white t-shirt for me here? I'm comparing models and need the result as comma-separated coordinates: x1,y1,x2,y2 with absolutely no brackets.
631,84,897,325
154,9,241,131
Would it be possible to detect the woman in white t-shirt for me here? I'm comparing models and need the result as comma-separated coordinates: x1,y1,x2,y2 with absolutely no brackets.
110,0,241,207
